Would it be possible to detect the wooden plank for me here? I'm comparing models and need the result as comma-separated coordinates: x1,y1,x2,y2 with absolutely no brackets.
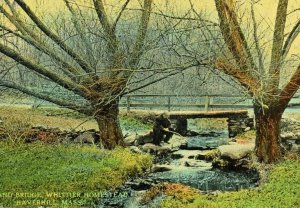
211,104,253,108
167,110,248,119
119,103,252,108
124,94,250,98
123,109,249,119
287,103,300,107
119,103,206,108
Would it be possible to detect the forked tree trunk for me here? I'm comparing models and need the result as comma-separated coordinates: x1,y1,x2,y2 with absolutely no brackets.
94,102,124,149
254,103,283,163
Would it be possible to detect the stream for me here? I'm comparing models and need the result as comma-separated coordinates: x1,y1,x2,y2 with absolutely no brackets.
98,129,259,208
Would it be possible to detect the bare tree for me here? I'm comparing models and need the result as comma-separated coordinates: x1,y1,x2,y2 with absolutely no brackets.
0,0,206,149
0,0,152,149
211,0,300,163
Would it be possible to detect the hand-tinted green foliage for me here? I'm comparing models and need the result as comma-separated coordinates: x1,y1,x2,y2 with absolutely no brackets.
32,107,85,119
0,142,152,207
161,157,300,208
141,183,200,206
120,115,152,131
188,118,227,131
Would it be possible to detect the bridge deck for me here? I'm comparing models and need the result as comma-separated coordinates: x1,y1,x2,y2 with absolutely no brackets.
167,110,248,119
125,109,249,119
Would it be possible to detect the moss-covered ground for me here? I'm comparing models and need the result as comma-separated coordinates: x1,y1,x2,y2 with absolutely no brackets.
1,106,300,207
0,142,152,207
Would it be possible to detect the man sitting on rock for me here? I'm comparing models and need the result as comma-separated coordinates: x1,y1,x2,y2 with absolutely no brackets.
152,114,173,145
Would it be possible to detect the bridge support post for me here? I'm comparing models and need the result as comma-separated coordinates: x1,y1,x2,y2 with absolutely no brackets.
204,96,210,112
173,117,188,136
126,96,131,112
167,96,171,112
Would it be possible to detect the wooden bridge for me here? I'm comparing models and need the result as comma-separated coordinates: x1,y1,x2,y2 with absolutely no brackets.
166,110,248,119
118,94,300,137
120,94,300,112
125,109,249,119
125,109,252,138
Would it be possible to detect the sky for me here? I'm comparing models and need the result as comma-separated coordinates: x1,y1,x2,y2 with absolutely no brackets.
16,0,300,57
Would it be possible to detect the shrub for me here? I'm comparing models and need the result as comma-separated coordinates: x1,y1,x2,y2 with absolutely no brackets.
0,117,32,143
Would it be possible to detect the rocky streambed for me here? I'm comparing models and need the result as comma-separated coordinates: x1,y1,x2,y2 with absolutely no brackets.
98,129,260,208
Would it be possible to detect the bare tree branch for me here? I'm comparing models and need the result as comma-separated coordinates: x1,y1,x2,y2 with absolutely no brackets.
128,0,153,68
112,0,131,30
214,0,257,71
279,63,300,108
282,19,300,59
92,0,118,50
215,58,260,96
0,23,81,79
0,80,92,114
64,0,97,69
126,62,204,94
0,43,89,98
14,0,94,74
126,7,218,26
251,0,265,73
268,0,289,91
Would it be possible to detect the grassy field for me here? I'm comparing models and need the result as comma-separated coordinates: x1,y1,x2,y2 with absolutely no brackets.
0,142,152,207
0,106,153,207
1,106,300,207
0,106,152,132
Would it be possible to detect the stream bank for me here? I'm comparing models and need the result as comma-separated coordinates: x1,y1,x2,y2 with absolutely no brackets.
98,127,259,208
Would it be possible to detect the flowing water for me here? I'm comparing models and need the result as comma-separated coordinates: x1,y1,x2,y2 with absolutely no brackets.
98,129,259,208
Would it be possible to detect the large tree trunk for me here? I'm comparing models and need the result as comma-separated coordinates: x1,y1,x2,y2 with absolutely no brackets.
94,102,124,149
254,103,283,163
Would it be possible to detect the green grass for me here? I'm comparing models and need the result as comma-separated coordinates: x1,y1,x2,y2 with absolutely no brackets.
0,106,152,134
188,118,227,131
160,158,300,208
120,115,152,131
0,142,152,207
32,107,86,119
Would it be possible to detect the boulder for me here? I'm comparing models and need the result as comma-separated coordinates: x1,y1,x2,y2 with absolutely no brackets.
290,144,300,152
212,158,230,168
180,159,212,169
281,132,300,141
151,165,172,173
171,150,203,159
124,133,138,146
125,179,154,191
73,132,95,144
244,127,251,132
67,132,80,140
135,132,153,145
281,118,300,132
218,143,255,160
141,143,171,155
162,135,187,150
195,150,220,161
129,146,143,154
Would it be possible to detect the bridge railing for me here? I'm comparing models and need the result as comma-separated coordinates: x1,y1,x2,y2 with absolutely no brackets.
119,94,300,112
